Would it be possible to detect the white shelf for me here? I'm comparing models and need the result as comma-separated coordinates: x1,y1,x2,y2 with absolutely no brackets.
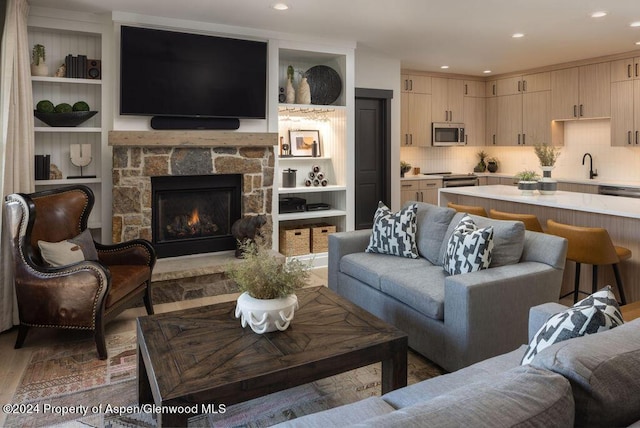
35,126,102,133
31,76,101,85
35,178,102,185
279,156,331,161
278,104,345,112
279,185,346,193
279,209,347,221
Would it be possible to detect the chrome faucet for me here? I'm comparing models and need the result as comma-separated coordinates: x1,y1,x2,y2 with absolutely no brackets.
582,153,598,179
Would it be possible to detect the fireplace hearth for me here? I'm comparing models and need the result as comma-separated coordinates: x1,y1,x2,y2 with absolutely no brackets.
152,174,242,258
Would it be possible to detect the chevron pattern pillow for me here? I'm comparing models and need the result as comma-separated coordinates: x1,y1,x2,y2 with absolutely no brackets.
521,286,624,365
366,202,419,258
443,215,494,275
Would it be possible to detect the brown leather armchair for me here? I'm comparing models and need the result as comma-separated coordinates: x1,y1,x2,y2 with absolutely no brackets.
4,185,156,359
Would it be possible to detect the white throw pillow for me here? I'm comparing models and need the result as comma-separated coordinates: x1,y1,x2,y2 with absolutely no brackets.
38,229,99,267
521,286,624,365
443,215,494,275
365,202,419,259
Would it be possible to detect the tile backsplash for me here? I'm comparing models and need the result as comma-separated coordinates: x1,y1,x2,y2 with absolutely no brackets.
401,119,640,182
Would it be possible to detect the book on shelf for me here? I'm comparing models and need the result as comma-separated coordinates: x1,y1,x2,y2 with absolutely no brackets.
34,154,50,180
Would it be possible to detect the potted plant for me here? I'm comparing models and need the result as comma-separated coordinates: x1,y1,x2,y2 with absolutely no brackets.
474,150,488,172
533,143,560,194
227,239,310,333
486,157,499,173
515,170,540,195
30,44,49,76
400,161,412,177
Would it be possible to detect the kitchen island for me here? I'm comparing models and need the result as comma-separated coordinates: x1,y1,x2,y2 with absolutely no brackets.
439,185,640,304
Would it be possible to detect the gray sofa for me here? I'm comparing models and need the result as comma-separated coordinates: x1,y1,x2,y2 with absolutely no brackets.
327,202,568,372
276,303,640,427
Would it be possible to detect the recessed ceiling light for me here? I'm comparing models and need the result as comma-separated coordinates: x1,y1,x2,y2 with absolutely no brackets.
440,65,449,69
591,11,607,18
631,21,640,27
483,70,492,74
636,41,640,45
271,3,289,10
512,33,525,38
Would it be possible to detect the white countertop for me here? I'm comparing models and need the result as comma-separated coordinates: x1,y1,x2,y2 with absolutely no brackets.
439,185,640,219
402,173,640,189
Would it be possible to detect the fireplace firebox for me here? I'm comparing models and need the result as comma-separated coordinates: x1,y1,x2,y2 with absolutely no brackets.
151,174,242,258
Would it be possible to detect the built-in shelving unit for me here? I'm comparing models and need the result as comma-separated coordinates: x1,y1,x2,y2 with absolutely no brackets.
274,44,354,265
28,10,109,241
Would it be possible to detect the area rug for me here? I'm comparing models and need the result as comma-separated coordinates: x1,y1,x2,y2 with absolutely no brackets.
8,331,444,428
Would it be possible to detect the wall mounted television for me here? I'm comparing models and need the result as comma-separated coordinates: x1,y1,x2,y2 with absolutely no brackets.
120,26,267,120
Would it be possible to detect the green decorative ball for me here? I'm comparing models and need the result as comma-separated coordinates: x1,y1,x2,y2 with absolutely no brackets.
54,103,73,113
36,100,54,113
72,101,90,111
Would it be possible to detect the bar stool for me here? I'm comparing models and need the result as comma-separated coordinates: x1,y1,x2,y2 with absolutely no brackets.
488,209,544,232
447,202,487,217
546,219,630,305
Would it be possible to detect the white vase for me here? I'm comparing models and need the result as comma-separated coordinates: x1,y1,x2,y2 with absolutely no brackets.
297,76,311,104
285,77,295,104
538,166,557,195
30,61,49,77
234,292,298,334
518,181,538,196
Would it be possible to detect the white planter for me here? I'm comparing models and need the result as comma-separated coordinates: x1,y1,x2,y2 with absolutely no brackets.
538,166,557,195
234,292,298,334
30,61,49,77
518,181,538,196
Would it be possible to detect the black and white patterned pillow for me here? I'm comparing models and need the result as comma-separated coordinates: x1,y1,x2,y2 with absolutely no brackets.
443,215,494,275
521,286,624,365
365,202,419,258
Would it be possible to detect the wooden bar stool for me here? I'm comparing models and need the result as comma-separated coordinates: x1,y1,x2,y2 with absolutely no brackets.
447,202,487,217
489,209,544,232
546,219,630,304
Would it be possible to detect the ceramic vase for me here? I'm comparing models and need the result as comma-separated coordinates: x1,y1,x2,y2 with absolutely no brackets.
30,61,49,77
518,181,538,196
285,77,295,104
297,76,311,104
487,161,498,173
235,292,298,334
538,166,557,195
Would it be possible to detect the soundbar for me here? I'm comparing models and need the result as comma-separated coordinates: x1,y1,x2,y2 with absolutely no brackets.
151,116,240,130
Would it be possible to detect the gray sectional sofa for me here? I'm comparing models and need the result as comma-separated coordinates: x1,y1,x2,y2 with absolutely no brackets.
276,303,640,427
327,202,568,371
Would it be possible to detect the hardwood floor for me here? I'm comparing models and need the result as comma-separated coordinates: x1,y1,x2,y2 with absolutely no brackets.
0,267,327,427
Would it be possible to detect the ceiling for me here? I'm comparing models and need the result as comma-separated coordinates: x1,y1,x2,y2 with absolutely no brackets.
27,0,640,76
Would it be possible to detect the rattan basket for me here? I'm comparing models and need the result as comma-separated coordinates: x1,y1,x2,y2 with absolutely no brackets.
310,223,337,253
279,226,310,256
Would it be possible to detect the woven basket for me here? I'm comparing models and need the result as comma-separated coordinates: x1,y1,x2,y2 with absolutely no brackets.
310,223,336,253
279,227,310,256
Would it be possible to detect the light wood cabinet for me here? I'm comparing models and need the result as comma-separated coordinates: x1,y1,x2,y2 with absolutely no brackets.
400,179,442,205
432,77,464,122
464,80,485,97
486,96,497,146
522,90,552,145
610,79,640,146
496,72,549,96
486,80,497,97
401,91,431,146
496,76,523,96
463,96,486,146
497,94,522,145
551,63,610,120
401,74,431,94
611,57,640,82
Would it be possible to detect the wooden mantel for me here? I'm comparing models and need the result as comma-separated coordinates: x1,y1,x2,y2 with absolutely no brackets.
108,130,278,147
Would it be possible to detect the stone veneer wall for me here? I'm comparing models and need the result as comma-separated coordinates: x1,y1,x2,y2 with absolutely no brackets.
111,145,274,246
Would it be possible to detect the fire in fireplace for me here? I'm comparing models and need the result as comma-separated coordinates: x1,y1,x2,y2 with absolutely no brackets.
151,174,242,258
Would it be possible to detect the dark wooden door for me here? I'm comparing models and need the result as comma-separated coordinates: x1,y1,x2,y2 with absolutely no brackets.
355,89,392,229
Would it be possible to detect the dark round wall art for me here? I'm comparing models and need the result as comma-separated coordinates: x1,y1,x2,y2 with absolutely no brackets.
304,65,342,105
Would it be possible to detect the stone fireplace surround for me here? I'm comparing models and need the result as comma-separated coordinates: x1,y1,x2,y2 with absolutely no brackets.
109,130,277,249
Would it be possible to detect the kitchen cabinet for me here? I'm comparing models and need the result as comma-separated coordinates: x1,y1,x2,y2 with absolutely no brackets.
400,179,442,205
432,77,464,122
401,91,431,146
486,96,497,146
610,57,640,82
464,80,485,97
463,94,486,146
401,74,431,94
610,79,640,146
551,63,610,120
486,80,497,98
494,72,551,146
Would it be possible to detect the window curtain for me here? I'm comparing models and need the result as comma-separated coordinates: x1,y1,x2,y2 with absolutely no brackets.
0,0,34,332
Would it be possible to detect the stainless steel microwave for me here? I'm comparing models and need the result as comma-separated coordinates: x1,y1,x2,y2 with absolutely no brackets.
432,122,465,146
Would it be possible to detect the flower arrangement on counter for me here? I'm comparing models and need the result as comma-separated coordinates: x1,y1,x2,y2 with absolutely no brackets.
534,143,561,167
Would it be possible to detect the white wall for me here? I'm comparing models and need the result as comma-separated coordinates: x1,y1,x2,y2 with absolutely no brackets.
401,119,640,184
354,46,401,210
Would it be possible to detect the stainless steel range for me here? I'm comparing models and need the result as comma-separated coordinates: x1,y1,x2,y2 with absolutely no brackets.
423,172,479,187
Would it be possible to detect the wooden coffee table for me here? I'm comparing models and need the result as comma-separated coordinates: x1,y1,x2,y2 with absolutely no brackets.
137,286,408,427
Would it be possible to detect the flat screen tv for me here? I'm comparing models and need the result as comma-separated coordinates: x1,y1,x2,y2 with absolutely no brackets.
120,26,267,120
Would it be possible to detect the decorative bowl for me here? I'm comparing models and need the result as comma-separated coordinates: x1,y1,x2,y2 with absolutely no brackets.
34,110,98,127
